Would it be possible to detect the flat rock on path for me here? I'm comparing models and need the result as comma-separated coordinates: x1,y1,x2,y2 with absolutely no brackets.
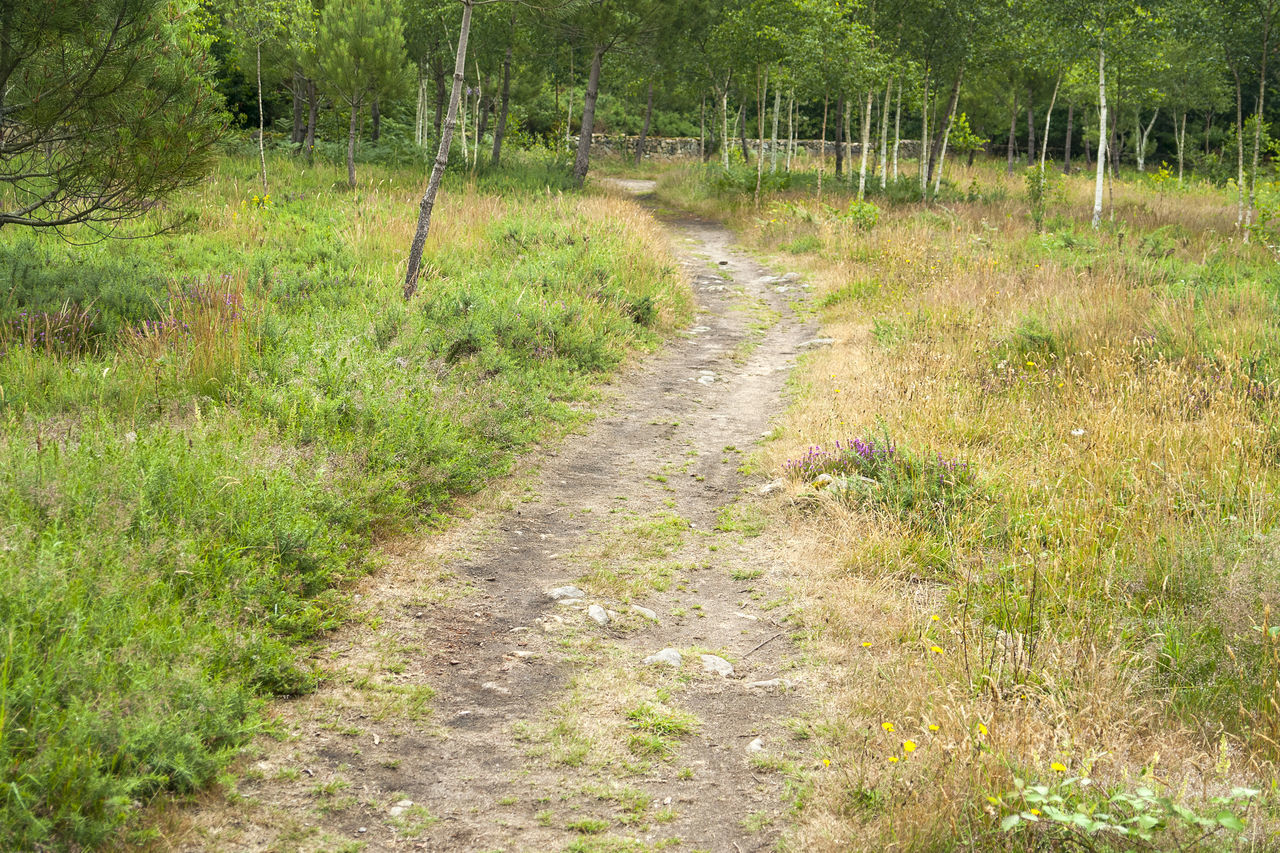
176,194,818,852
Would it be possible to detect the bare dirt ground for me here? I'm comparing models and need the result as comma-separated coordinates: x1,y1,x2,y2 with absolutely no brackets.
166,180,824,853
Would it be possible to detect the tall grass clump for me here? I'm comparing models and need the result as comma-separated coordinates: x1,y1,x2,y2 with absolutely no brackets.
0,152,688,848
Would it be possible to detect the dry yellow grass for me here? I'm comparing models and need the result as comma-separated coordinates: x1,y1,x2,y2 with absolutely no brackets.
659,160,1280,848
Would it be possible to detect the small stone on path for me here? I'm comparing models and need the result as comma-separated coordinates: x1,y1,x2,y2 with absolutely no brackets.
758,480,785,496
700,654,734,677
747,678,796,691
588,604,610,626
481,681,510,695
630,604,658,621
798,338,836,348
546,585,585,601
747,737,766,753
642,648,682,668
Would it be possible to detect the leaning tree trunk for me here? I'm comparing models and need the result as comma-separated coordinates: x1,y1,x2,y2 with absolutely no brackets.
721,87,731,168
1039,70,1062,171
491,43,513,167
636,78,654,164
346,102,359,188
1249,40,1270,228
738,102,750,162
1135,108,1157,172
404,0,474,299
257,43,268,193
857,89,873,200
818,94,829,197
434,57,447,148
415,69,428,147
572,44,605,187
1063,102,1074,174
1092,42,1107,229
932,63,965,193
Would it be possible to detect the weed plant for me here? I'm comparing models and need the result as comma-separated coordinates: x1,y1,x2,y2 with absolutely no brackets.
0,152,688,847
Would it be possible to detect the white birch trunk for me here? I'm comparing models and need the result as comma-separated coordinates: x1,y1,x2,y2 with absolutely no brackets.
771,86,781,172
879,78,891,189
892,80,901,180
1040,70,1062,171
857,90,872,200
1092,43,1107,229
1135,108,1157,172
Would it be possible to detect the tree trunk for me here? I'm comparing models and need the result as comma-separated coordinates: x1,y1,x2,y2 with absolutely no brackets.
1063,102,1074,174
1249,37,1270,229
1006,90,1019,175
257,43,267,193
700,95,706,161
770,85,781,172
1092,43,1107,229
818,94,828,197
572,44,605,187
834,96,845,176
1083,132,1091,169
491,43,513,167
738,102,750,162
721,87,731,168
434,56,447,148
636,78,654,164
372,99,381,143
918,74,930,199
892,79,901,180
404,0,474,299
415,70,428,147
857,89,873,200
879,78,891,189
1176,111,1187,186
1235,68,1246,227
291,70,304,145
932,63,964,193
755,65,768,206
1025,87,1036,168
1135,108,1157,171
346,102,359,188
1039,70,1061,171
304,79,318,165
786,92,795,171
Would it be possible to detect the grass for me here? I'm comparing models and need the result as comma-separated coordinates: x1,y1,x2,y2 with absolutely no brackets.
653,156,1280,847
0,150,689,849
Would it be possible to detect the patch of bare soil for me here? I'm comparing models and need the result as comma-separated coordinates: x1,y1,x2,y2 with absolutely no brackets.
164,183,821,853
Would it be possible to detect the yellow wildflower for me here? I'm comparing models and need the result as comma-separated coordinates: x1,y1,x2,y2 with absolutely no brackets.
930,645,944,654
881,722,894,732
1051,762,1067,772
861,641,872,648
977,722,988,736
928,724,939,732
1030,809,1041,816
888,756,899,763
903,740,917,753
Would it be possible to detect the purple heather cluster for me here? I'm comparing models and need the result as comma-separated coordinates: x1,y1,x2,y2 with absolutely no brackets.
784,437,896,481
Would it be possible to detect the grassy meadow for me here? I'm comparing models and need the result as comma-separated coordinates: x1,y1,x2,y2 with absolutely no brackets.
653,158,1280,849
0,152,689,848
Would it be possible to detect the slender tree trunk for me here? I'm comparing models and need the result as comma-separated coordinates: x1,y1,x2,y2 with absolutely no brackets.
566,49,574,152
492,43,513,167
879,78,891,189
721,87,731,168
572,44,605,187
1135,108,1157,171
434,57,446,148
257,43,267,193
892,80,901,180
1205,111,1213,157
738,102,749,162
786,92,795,171
858,89,873,200
1039,70,1061,171
1249,39,1270,228
1235,68,1246,227
304,79,318,165
818,94,828,197
932,64,965,193
1176,111,1187,186
473,63,485,168
1025,87,1036,168
834,96,845,176
291,70,304,145
1092,42,1107,229
346,102,359,188
919,74,930,199
636,78,654,164
770,86,781,172
415,70,427,147
755,65,768,206
700,95,706,161
1063,102,1074,174
1006,90,1019,174
372,99,381,142
404,0,474,299
1083,132,1091,169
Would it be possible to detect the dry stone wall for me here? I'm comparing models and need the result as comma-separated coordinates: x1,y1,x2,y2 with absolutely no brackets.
575,134,923,161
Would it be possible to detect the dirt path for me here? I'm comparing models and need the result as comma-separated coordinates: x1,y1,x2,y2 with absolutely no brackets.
174,182,821,853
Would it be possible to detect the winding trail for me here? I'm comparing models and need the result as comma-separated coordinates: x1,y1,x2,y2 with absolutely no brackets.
177,181,820,853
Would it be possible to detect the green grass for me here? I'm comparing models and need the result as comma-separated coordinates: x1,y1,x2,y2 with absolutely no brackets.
0,152,689,848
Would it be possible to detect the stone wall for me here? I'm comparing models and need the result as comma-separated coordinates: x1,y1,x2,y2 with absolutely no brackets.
576,134,923,161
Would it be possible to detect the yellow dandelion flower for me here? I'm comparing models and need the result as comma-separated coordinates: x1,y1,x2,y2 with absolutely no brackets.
930,645,944,654
888,756,899,763
823,758,831,767
1026,360,1036,368
931,614,940,621
881,722,894,732
928,724,939,732
1051,762,1067,772
1029,809,1041,816
861,641,872,648
977,722,988,736
903,740,917,753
